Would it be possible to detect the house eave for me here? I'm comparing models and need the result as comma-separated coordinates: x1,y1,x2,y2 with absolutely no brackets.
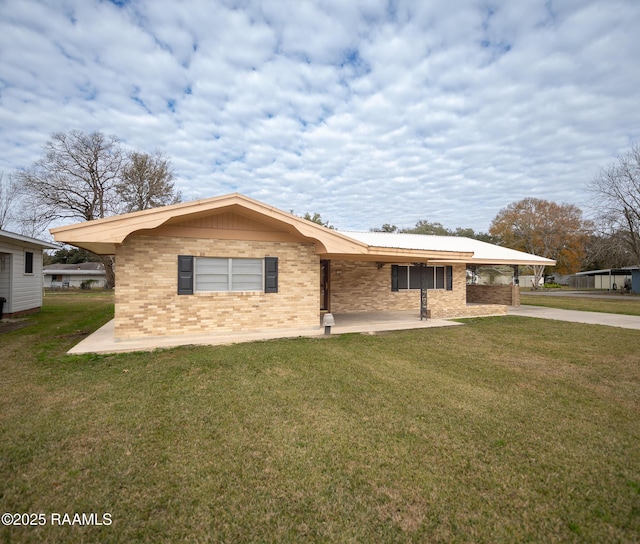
0,229,59,250
50,193,370,256
430,258,557,266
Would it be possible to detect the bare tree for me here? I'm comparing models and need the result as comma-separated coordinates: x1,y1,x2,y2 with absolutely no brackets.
116,151,181,212
589,144,640,269
583,231,635,270
17,130,124,287
0,172,20,231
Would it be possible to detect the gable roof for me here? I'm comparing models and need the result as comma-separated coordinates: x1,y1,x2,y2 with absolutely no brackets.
50,193,555,266
50,193,368,256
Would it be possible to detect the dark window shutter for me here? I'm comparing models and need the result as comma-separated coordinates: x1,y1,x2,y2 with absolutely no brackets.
265,257,278,293
177,255,194,295
446,266,453,291
391,265,399,291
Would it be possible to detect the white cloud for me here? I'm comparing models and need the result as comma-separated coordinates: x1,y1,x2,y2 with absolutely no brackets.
1,0,639,233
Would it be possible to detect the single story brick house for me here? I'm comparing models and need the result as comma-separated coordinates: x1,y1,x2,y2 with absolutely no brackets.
0,229,59,317
50,193,554,340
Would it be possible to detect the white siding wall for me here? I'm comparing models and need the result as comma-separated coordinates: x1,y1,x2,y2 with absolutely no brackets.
0,253,10,311
0,238,44,314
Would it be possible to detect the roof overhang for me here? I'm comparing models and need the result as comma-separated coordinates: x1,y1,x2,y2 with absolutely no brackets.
321,248,474,263
1,229,59,250
446,258,556,266
574,267,637,276
50,193,370,256
50,193,556,266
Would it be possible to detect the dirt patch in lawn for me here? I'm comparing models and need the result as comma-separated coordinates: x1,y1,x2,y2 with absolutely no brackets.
0,319,31,334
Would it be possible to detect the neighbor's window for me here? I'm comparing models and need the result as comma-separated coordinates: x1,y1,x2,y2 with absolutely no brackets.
24,251,34,274
195,257,263,292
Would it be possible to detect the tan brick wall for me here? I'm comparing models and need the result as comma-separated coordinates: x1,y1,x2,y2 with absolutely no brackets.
467,284,520,306
114,235,320,339
329,261,486,318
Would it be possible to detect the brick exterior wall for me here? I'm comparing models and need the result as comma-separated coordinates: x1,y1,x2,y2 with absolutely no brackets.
114,234,320,339
466,284,520,306
114,236,510,339
329,261,506,318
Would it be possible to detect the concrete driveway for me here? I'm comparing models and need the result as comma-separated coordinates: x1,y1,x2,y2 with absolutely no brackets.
509,305,640,330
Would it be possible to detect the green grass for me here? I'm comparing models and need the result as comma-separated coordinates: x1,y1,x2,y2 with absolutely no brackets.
1,293,639,543
521,293,640,316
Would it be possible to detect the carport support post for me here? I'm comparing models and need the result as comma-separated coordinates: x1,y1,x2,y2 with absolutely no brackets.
419,263,428,320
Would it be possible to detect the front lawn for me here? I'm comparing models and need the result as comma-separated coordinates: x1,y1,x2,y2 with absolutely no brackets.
1,293,639,543
521,293,640,316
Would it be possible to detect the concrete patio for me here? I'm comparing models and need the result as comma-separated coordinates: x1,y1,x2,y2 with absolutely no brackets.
68,310,466,354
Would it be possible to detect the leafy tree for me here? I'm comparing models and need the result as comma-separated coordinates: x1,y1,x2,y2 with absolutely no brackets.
372,220,496,241
452,227,498,244
371,223,399,233
116,151,181,212
407,220,451,236
489,198,591,288
46,247,102,265
302,212,335,229
589,143,640,269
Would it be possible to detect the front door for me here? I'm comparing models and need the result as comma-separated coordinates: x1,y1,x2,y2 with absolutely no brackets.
320,260,330,311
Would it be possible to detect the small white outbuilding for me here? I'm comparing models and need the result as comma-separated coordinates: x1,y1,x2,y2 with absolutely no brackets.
0,229,58,317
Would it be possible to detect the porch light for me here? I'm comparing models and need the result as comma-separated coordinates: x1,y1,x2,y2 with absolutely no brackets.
322,313,335,335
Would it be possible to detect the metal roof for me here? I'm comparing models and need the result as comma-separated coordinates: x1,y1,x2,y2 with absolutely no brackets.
574,266,637,276
339,231,556,265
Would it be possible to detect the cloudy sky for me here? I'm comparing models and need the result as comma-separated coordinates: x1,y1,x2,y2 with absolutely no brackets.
1,0,639,232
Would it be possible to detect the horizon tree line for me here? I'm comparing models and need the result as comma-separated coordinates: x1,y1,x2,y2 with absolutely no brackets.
2,132,639,284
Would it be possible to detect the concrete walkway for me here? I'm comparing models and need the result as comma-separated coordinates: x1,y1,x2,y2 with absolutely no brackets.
508,305,640,330
68,311,463,355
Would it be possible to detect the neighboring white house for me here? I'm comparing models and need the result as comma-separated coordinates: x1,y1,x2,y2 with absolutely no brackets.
0,229,58,317
43,262,107,289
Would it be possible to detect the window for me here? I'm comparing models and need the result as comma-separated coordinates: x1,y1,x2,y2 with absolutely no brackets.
24,251,34,274
391,265,453,291
177,256,278,295
196,258,263,292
